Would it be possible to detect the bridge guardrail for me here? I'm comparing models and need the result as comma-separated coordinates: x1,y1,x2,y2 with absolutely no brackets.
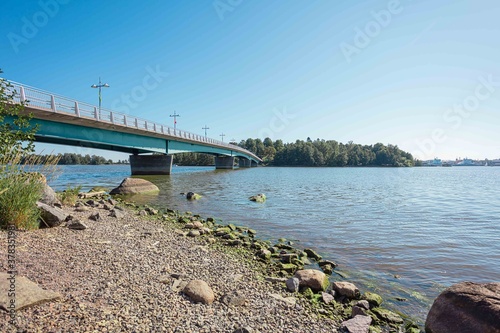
3,79,261,162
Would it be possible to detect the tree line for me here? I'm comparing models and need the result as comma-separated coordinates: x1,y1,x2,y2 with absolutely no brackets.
30,153,128,165
237,137,415,167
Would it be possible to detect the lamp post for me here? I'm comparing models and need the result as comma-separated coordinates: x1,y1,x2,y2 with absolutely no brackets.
170,111,180,133
220,133,226,142
202,125,210,138
91,77,109,119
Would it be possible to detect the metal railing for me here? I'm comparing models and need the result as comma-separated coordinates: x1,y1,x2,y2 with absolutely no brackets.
3,79,261,161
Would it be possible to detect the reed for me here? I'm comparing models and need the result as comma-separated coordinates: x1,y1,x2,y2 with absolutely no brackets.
0,150,59,229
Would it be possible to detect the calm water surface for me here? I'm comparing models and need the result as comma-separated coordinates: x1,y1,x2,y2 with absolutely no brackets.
48,165,500,324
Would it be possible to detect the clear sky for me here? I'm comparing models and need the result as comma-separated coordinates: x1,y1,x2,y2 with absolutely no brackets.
1,0,499,161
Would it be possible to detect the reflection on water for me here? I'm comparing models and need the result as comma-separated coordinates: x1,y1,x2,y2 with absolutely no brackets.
48,165,500,324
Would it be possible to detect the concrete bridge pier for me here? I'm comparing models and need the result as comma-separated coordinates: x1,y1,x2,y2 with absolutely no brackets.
215,156,235,169
239,158,251,168
251,160,258,167
129,154,173,175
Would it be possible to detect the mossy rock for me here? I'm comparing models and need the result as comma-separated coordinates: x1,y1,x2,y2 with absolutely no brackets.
247,229,256,236
364,291,383,307
278,263,297,273
222,233,238,240
227,223,236,231
89,186,108,192
304,248,322,261
215,227,231,234
368,326,382,333
371,307,404,324
302,287,314,299
276,243,294,250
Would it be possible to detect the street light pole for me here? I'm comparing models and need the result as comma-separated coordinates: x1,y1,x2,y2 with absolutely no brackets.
202,125,210,138
220,133,226,142
91,77,109,119
170,111,180,133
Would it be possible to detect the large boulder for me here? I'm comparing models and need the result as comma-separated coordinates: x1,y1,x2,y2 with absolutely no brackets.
425,282,500,333
37,201,68,227
109,178,159,195
294,269,329,292
39,183,62,207
183,280,215,305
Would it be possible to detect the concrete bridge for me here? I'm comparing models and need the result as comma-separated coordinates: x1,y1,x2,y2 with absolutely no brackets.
5,80,261,175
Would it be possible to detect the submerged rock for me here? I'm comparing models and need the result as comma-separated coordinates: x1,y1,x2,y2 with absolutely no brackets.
110,178,159,195
249,194,266,203
363,291,383,307
425,281,500,333
186,192,202,200
303,248,322,261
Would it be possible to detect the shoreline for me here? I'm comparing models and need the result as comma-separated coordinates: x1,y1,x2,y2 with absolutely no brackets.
0,192,421,332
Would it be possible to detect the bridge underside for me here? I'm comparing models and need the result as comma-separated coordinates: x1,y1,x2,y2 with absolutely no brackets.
25,118,259,174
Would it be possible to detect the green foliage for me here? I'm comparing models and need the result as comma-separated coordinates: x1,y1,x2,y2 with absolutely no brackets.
58,185,82,206
0,71,38,158
0,70,58,230
239,137,415,167
174,152,213,166
0,172,43,229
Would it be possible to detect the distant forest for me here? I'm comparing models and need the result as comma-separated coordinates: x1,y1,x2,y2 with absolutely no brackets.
178,137,415,167
237,137,415,167
33,138,415,167
33,153,128,165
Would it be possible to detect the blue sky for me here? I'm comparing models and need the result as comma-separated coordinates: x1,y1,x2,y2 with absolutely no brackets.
1,0,499,161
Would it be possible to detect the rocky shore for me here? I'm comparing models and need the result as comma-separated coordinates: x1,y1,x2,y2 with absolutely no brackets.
0,182,421,333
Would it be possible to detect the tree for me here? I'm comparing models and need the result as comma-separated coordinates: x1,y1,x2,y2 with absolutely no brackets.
0,71,38,158
0,71,45,230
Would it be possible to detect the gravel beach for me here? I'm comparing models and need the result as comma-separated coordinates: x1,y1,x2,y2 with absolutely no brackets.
0,201,340,332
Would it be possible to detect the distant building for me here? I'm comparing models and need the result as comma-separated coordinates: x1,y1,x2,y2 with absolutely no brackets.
489,159,500,166
423,158,442,167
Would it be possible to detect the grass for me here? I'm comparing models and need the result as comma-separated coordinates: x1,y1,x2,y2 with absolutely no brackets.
58,185,82,206
0,152,59,230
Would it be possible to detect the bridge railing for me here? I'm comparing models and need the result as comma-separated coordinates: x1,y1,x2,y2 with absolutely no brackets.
3,80,261,161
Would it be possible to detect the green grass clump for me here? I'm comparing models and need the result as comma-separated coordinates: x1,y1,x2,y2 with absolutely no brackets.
0,171,44,229
0,153,59,230
59,185,82,206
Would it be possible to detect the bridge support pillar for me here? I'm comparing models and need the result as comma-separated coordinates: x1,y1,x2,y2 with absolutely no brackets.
251,160,258,167
215,156,235,169
129,154,173,175
239,158,251,168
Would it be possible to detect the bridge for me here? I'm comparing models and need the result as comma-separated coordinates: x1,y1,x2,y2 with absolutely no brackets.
4,80,262,175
